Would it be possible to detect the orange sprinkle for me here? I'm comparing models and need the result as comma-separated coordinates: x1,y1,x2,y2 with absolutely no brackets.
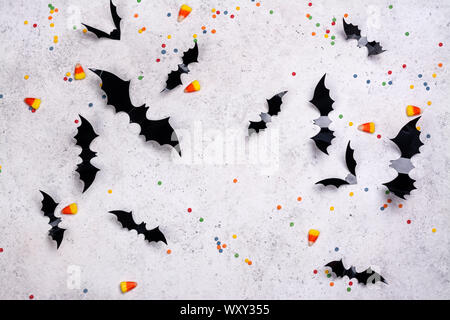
83,28,87,33
48,16,52,20
233,178,238,183
387,199,392,203
217,245,221,249
344,13,348,18
383,204,388,208
398,204,403,208
330,282,334,287
142,27,146,31
55,8,59,12
134,13,138,18
277,205,282,210
438,63,443,67
256,2,261,7
248,260,253,265
167,249,172,254
222,244,227,248
312,32,316,36
201,26,206,30
297,196,302,202
212,14,216,18
306,14,310,18
211,29,216,34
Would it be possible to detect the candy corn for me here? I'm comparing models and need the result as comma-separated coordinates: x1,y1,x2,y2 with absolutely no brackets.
61,203,78,215
308,229,320,246
184,80,200,93
120,281,137,293
406,105,421,117
178,4,192,22
74,63,86,80
24,98,41,110
358,122,375,133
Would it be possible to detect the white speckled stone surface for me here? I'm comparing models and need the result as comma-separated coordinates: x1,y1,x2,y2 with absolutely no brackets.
0,0,449,300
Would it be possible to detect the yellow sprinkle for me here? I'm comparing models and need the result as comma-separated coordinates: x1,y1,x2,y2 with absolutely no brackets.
330,206,334,211
24,75,29,80
432,228,436,233
349,192,354,197
410,85,414,89
138,29,142,33
167,35,171,39
50,23,54,27
193,34,197,38
24,20,28,25
108,189,112,194
432,73,437,78
232,234,237,239
50,9,54,14
244,258,249,263
349,122,353,126
211,8,216,13
416,126,421,131
427,101,432,106
324,34,328,38
66,72,71,77
83,28,87,33
325,270,329,274
236,6,240,10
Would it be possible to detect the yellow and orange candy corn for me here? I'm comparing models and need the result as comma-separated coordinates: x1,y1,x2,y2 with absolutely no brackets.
24,98,41,110
74,63,86,80
358,122,375,133
120,281,137,293
308,229,320,246
406,105,421,117
184,80,200,93
62,203,78,215
178,4,192,22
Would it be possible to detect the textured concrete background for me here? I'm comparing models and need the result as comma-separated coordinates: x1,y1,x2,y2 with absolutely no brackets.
0,0,449,299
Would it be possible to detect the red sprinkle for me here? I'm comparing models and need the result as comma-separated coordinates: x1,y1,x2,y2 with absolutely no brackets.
388,70,392,75
187,208,192,213
33,24,37,28
313,269,318,274
349,281,353,286
439,42,443,47
292,72,296,76
377,134,381,139
74,119,79,124
156,58,160,62
0,248,3,253
331,21,336,26
326,29,330,34
308,2,312,6
162,44,166,48
29,295,34,299
230,14,235,19
402,64,407,68
407,220,411,224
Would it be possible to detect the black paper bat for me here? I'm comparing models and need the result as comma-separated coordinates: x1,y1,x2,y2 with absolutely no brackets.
343,18,385,56
90,68,181,155
163,42,199,91
75,115,100,193
383,117,423,199
310,74,335,154
326,259,387,285
109,210,167,244
316,141,357,187
248,91,288,134
39,191,66,249
82,0,121,40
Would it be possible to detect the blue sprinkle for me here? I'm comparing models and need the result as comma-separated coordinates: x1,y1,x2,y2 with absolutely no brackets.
380,207,385,211
102,95,106,99
366,80,370,84
418,74,422,78
388,81,393,85
167,13,171,17
216,241,221,245
224,11,228,15
83,289,88,293
426,134,431,138
68,78,73,82
219,249,223,253
423,82,428,86
173,48,178,53
426,87,430,91
88,103,93,107
161,49,166,54
214,237,218,241
334,247,339,252
49,46,54,51
0,94,3,99
203,30,207,34
353,74,357,78
364,187,369,192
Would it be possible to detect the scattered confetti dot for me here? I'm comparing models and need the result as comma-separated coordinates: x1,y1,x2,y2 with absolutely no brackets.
339,114,343,119
377,134,381,139
389,5,393,9
349,122,353,126
0,248,3,253
432,228,436,233
232,234,237,239
364,188,369,192
427,101,432,106
349,192,354,197
349,281,353,286
24,75,29,80
187,208,192,213
330,206,334,211
290,222,294,227
439,42,443,47
297,196,302,201
29,295,34,299
83,289,88,293
108,189,112,194
313,269,318,274
24,20,28,25
88,103,93,107
405,32,410,36
292,72,296,76
199,218,204,222
276,205,282,210
233,178,238,183
347,287,351,292
157,181,162,185
211,29,216,34
334,247,339,252
167,249,172,254
234,253,239,258
353,74,357,78
402,64,407,68
407,220,411,224
330,282,334,287
366,80,371,84
398,204,403,208
410,85,414,89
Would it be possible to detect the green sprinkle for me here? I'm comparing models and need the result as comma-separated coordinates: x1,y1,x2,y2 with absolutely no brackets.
347,287,351,292
199,217,204,222
389,5,393,9
332,17,336,22
308,16,312,20
137,0,141,3
73,26,77,30
269,10,273,14
316,23,320,27
331,41,335,46
385,190,390,194
382,81,386,86
331,35,335,40
194,38,198,43
234,253,239,258
339,114,343,119
138,75,144,80
405,32,410,36
157,181,162,185
327,274,331,278
289,222,294,227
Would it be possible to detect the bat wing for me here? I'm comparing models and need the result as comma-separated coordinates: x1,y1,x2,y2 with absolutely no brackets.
81,24,112,39
383,173,416,199
345,141,357,176
146,227,167,244
74,115,100,193
390,117,423,158
40,190,59,222
109,0,121,40
325,260,346,277
343,18,361,40
109,211,167,245
164,67,184,91
90,69,180,154
316,178,349,188
311,128,335,155
366,41,385,56
310,74,334,116
266,91,288,116
181,42,199,66
39,191,65,249
356,268,387,285
248,120,267,134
